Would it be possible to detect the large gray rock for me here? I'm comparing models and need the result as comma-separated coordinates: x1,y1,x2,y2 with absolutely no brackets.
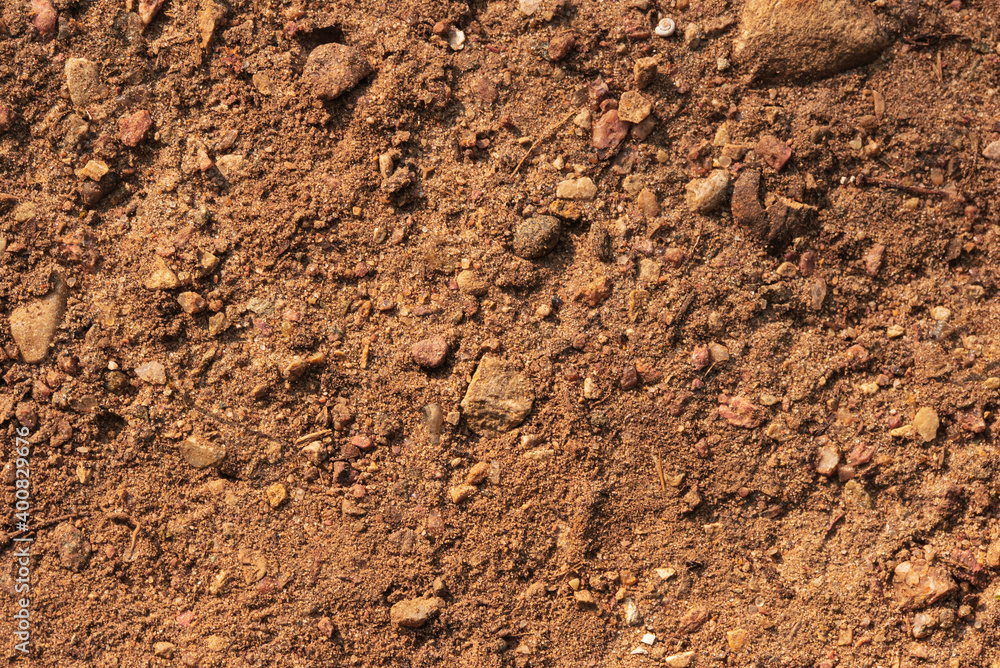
461,357,534,435
9,273,68,363
734,0,888,82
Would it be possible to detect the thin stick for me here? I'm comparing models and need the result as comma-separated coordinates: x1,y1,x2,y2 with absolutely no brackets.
512,109,576,175
126,523,143,562
653,447,666,491
170,382,286,446
3,512,86,541
857,175,950,198
294,429,332,446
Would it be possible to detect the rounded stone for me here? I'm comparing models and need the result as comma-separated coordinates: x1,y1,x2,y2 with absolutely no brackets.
412,336,449,369
512,216,561,259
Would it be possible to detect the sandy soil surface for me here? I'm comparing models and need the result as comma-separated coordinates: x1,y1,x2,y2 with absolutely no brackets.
3,0,1000,666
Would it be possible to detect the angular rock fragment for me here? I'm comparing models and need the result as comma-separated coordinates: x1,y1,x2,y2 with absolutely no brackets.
686,170,730,214
460,356,534,435
592,110,630,150
180,435,226,469
303,44,374,101
390,596,445,628
65,58,102,107
513,216,561,259
9,273,68,364
892,560,956,610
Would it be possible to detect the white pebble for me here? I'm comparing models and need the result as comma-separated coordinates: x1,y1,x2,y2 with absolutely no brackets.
654,17,676,37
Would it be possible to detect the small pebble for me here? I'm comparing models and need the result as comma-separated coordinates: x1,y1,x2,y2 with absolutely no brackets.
556,177,597,200
633,57,658,89
177,292,206,314
930,306,951,322
412,336,449,369
912,407,939,442
135,361,167,385
592,110,630,150
145,257,180,290
266,483,288,508
982,140,1000,161
617,91,652,124
65,57,102,106
726,628,749,651
686,170,730,213
512,216,561,259
9,273,68,364
756,135,792,171
450,484,476,503
180,435,226,468
815,445,840,476
390,596,445,628
548,33,575,61
119,110,152,147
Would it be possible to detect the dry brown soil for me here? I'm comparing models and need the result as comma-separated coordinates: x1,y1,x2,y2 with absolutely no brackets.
2,0,1000,666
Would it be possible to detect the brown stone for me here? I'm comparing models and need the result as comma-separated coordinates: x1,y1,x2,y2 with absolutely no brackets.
592,110,630,150
734,0,889,82
756,135,792,171
412,335,449,369
303,44,374,101
892,560,956,610
460,356,534,435
731,169,765,228
548,33,575,61
9,273,68,364
119,110,152,147
390,596,445,628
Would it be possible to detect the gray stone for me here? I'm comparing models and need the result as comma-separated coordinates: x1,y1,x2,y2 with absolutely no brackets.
461,356,534,435
9,273,68,364
513,216,561,259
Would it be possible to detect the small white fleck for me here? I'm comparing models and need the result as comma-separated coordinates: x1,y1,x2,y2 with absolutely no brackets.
641,633,656,645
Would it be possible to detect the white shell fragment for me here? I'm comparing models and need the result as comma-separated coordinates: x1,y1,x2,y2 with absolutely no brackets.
655,17,676,37
448,28,465,51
